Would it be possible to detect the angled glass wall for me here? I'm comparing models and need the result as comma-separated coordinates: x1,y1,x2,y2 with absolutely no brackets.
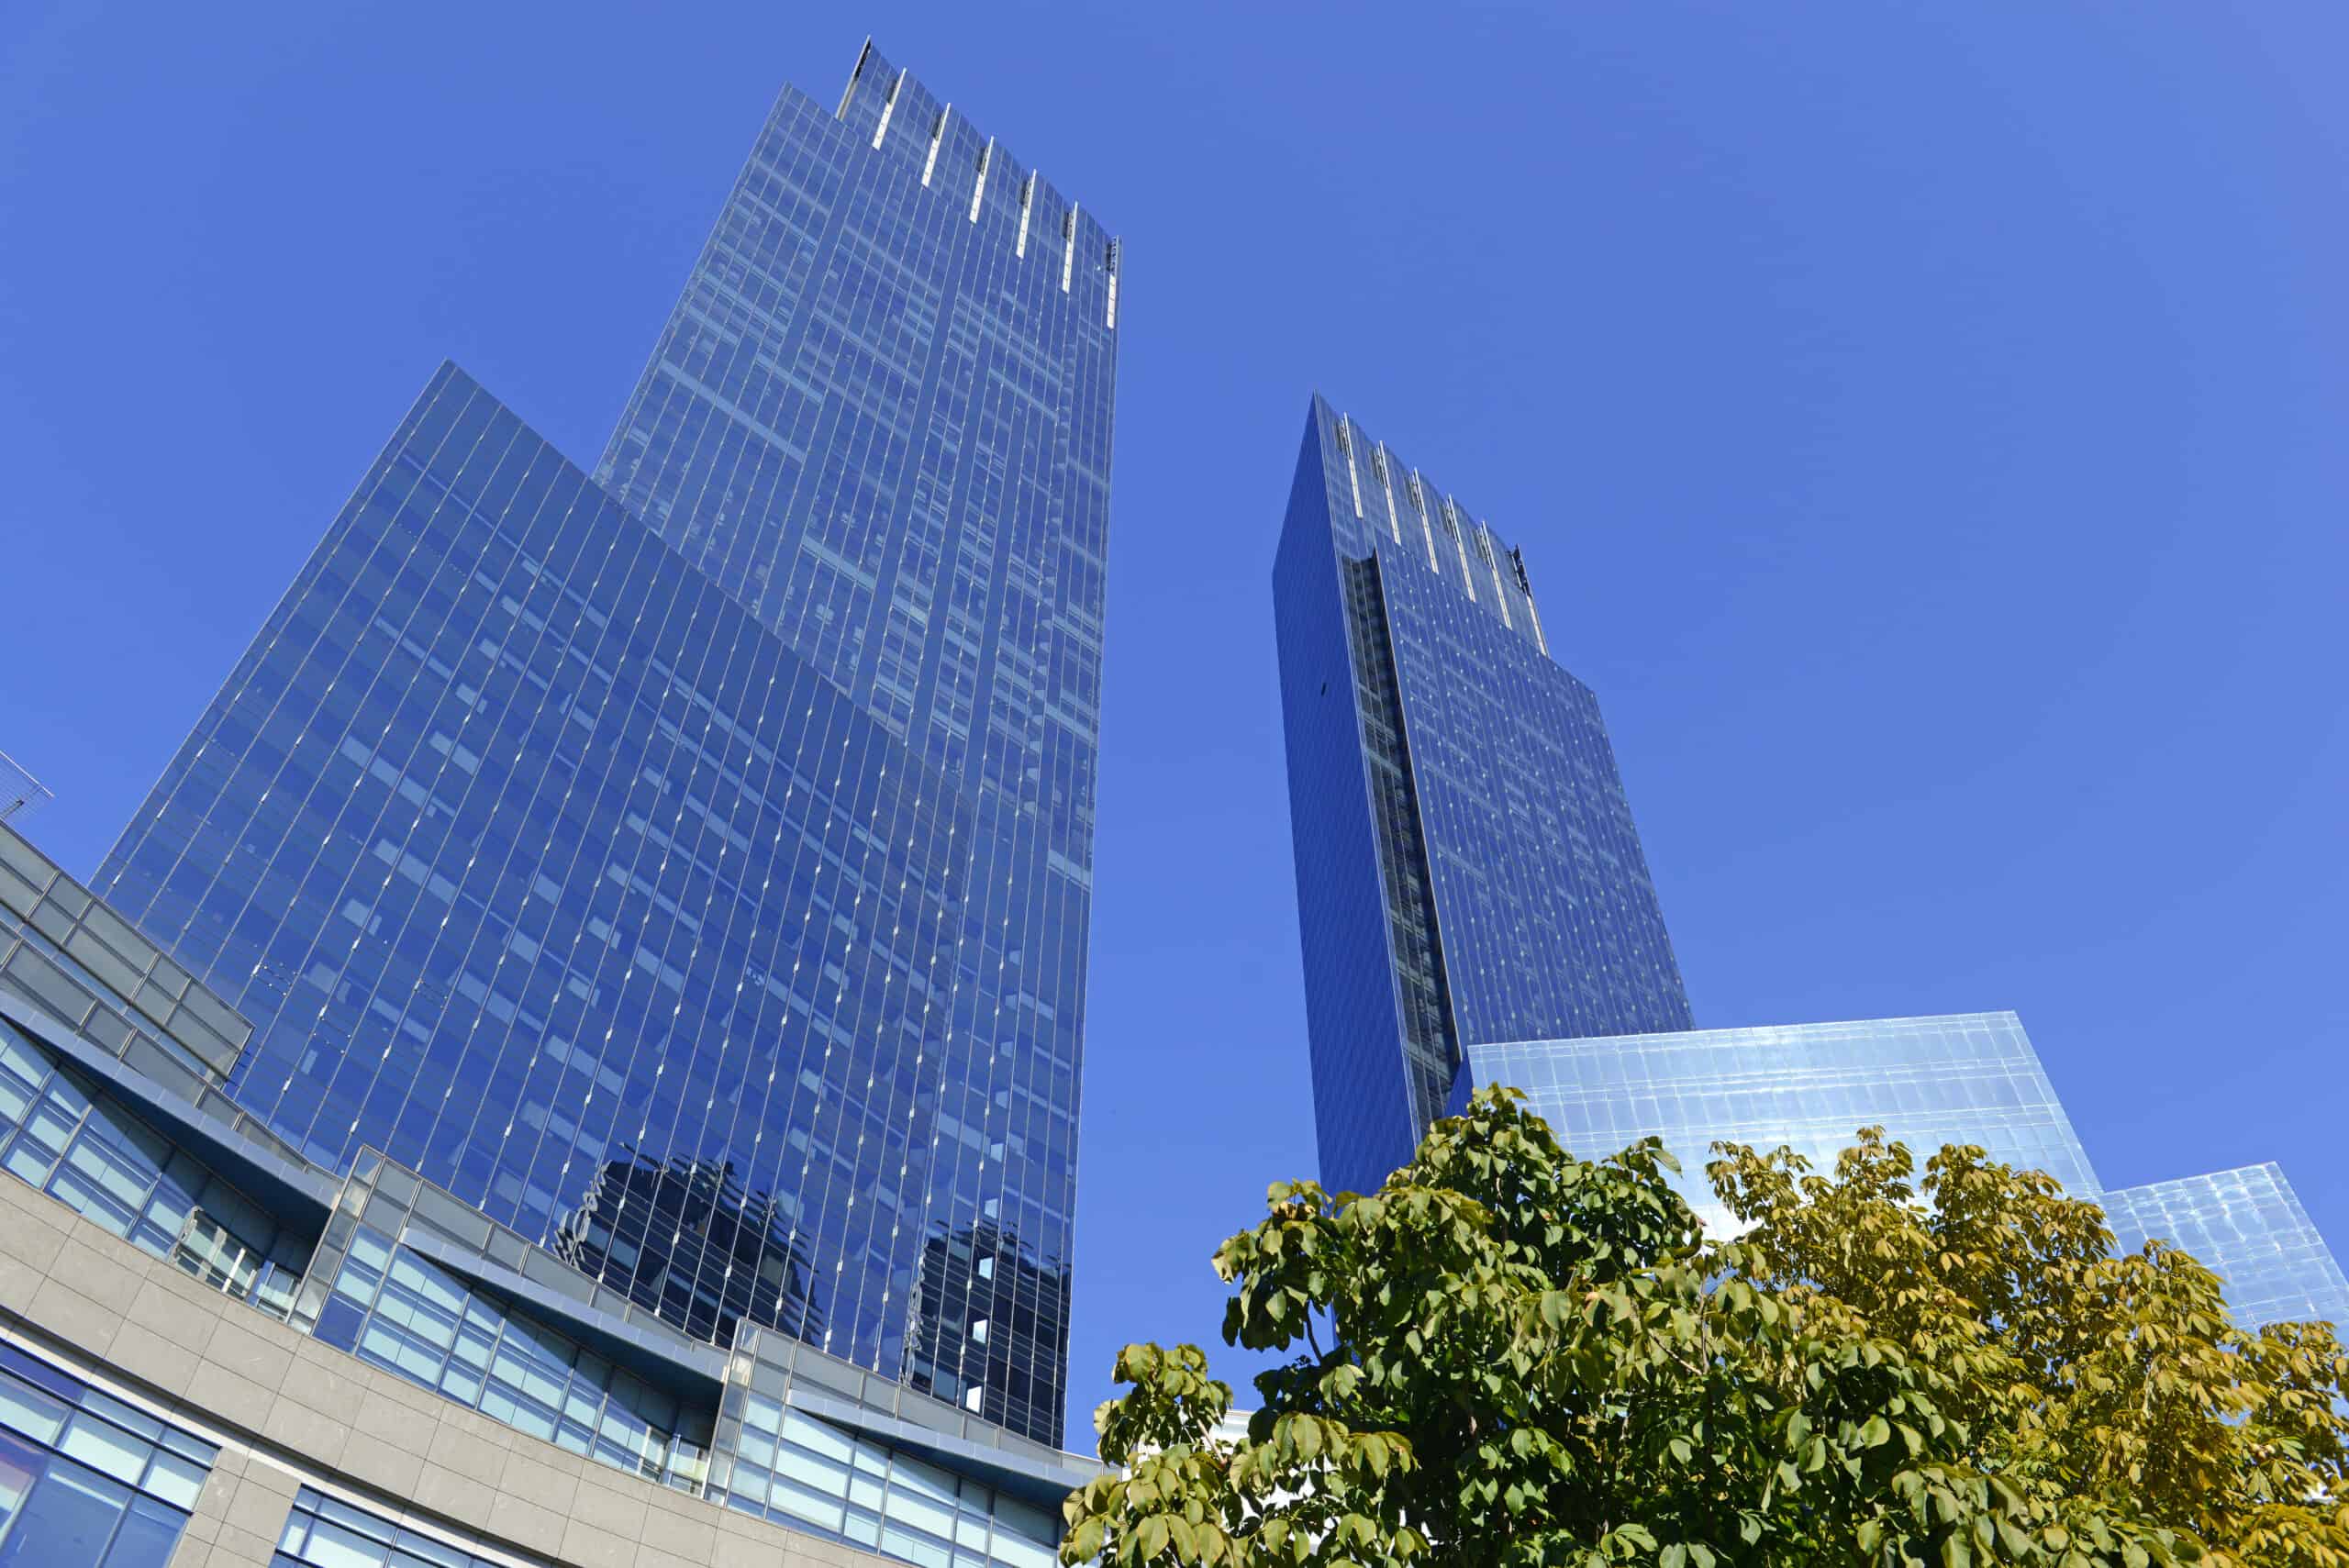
96,364,1078,1444
0,1017,306,1318
2102,1165,2349,1331
314,1224,713,1493
717,1396,1058,1568
1465,1012,2100,1231
5,809,1085,1568
594,50,1118,1438
273,1486,509,1568
96,43,1114,1447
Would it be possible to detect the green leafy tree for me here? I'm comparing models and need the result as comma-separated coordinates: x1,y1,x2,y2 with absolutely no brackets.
1065,1087,2349,1568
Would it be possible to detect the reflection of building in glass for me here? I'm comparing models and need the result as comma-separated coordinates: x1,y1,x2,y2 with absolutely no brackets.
1274,395,1692,1197
554,1150,823,1347
906,1223,1072,1431
3,814,1097,1568
94,41,1116,1447
2102,1166,2349,1330
0,751,50,827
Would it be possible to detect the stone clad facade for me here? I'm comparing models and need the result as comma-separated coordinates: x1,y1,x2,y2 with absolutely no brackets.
2,1179,892,1568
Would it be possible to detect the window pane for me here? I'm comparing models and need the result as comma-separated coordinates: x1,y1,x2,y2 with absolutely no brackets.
0,1429,46,1536
99,1495,187,1568
2,1460,132,1568
59,1415,151,1484
0,1376,70,1446
295,1517,395,1568
883,1520,952,1568
140,1450,208,1510
776,1444,848,1494
769,1475,844,1533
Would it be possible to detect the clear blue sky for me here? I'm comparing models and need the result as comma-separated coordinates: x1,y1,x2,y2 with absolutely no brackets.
5,2,2345,1442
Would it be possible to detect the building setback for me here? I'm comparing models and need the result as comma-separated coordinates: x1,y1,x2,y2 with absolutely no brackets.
95,42,1115,1451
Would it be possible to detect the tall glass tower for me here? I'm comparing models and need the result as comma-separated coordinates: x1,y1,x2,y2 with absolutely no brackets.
93,43,1117,1446
1272,399,2343,1336
1273,395,1692,1196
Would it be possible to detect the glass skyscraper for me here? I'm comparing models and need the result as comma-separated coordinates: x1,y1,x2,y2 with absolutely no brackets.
1274,395,1692,1196
93,44,1117,1447
1275,398,2343,1333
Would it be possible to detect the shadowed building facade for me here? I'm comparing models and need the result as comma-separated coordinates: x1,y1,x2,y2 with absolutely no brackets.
93,42,1116,1448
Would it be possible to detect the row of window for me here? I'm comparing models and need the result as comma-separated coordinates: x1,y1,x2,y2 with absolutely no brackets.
718,1396,1055,1568
315,1225,711,1494
273,1485,498,1568
3,1332,740,1568
0,1020,305,1318
0,1340,216,1568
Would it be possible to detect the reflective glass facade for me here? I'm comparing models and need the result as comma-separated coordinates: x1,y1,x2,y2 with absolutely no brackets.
1464,1012,2099,1232
95,44,1115,1449
2102,1166,2349,1331
4,815,1088,1568
0,1340,217,1568
599,42,1119,792
1275,395,1690,1194
717,1394,1059,1568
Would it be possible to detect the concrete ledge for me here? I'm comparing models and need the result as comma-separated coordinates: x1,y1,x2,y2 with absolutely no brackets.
2,1178,896,1568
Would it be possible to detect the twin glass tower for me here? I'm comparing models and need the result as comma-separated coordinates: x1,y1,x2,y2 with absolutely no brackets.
94,43,1114,1447
59,31,2343,1478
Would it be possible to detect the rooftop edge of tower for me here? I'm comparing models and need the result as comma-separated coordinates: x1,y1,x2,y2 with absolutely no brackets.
838,40,1121,310
1304,394,1547,651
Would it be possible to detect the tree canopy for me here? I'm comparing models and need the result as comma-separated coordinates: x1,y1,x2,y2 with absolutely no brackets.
1064,1086,2349,1568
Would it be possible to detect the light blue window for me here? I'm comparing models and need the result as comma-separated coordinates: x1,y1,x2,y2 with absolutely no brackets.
0,1342,217,1568
274,1485,500,1568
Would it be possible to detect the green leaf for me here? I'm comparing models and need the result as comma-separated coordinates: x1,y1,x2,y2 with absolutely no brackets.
1076,1087,2349,1568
